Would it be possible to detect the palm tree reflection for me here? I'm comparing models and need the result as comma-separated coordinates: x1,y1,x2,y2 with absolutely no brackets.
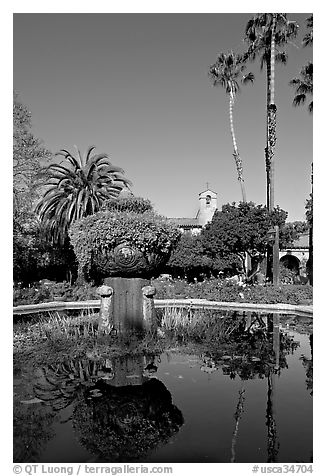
197,311,300,462
34,353,184,462
300,333,313,397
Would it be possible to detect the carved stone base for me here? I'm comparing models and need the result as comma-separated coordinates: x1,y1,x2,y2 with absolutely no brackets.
98,277,156,334
96,285,114,333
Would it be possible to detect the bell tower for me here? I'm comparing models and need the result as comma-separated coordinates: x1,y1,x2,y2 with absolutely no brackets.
196,187,218,227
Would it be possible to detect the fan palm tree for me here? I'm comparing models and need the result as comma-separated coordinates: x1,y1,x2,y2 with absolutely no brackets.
290,16,313,114
35,145,132,245
208,51,254,202
244,13,299,210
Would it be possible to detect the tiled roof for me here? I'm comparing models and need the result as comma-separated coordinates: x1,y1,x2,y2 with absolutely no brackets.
167,217,201,228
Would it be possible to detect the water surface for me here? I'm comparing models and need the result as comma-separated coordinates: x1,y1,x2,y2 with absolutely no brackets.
13,312,312,463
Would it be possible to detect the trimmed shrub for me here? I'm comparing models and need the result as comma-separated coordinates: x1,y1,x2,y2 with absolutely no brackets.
101,196,154,214
69,210,181,281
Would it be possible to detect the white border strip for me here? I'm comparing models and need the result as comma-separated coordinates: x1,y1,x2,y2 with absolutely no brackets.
13,299,313,317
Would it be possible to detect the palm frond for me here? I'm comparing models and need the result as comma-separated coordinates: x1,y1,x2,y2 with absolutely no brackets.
73,145,84,168
244,13,299,67
293,94,307,106
303,15,313,47
242,72,255,84
35,145,131,244
290,61,313,113
85,145,97,164
56,149,81,171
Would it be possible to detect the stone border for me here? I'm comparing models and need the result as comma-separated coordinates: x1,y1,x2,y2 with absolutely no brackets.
155,299,313,318
13,299,313,318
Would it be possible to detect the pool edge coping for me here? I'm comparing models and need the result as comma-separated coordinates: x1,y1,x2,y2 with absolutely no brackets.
13,299,313,317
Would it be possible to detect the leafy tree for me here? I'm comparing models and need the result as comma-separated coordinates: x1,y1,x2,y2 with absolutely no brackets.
13,91,52,210
208,52,254,202
201,202,289,275
305,194,313,228
13,93,58,283
166,233,240,281
281,220,309,247
13,206,77,284
35,146,132,245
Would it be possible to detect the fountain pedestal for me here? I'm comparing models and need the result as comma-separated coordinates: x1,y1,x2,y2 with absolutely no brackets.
94,242,159,334
101,277,156,333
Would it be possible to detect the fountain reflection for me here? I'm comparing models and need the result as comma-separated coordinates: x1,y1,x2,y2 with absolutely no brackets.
33,353,184,462
14,311,311,463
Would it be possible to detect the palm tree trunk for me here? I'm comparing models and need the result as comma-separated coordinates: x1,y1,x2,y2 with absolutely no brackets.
265,59,271,210
266,313,279,462
268,13,276,210
265,14,278,284
230,387,245,462
266,373,279,462
269,13,277,210
229,92,246,202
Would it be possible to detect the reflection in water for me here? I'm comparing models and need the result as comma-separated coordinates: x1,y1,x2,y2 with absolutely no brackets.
198,312,299,380
13,367,58,463
195,312,301,463
300,334,313,396
33,354,184,462
13,312,312,463
230,387,246,463
73,376,183,461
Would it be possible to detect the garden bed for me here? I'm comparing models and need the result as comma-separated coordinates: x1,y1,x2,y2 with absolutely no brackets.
13,278,313,307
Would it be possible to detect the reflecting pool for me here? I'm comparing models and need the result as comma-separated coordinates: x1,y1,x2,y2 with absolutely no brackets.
13,312,312,463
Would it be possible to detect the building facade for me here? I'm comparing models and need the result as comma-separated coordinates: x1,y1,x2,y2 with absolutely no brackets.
168,188,218,233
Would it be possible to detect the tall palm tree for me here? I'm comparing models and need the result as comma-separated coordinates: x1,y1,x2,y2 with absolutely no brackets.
35,145,132,245
244,13,299,210
208,51,254,202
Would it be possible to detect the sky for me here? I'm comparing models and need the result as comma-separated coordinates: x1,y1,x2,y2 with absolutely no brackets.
13,11,313,222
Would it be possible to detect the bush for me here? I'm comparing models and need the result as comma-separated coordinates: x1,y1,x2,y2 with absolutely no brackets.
101,196,154,214
153,278,313,305
13,278,313,307
69,210,181,281
13,285,52,306
13,282,99,306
